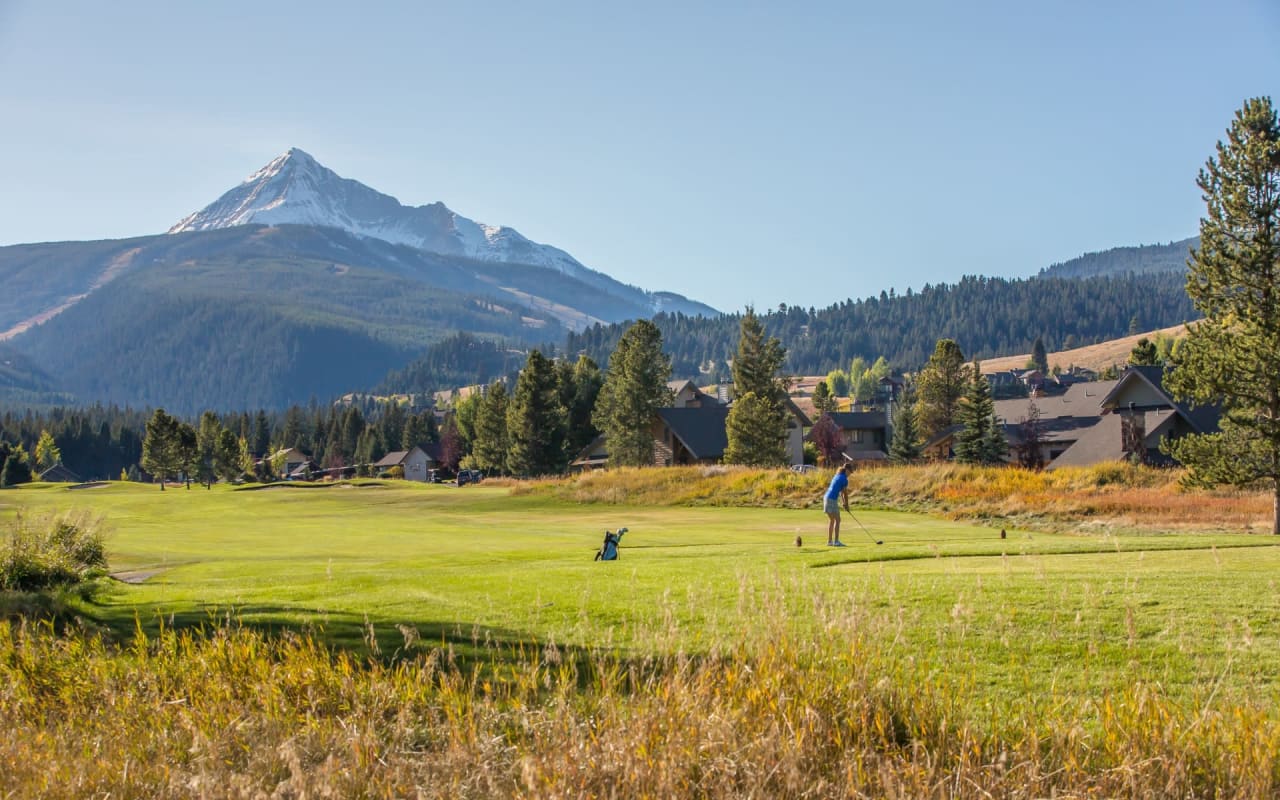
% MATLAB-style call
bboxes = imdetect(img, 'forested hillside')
[565,272,1196,378]
[11,248,560,414]
[1037,237,1196,279]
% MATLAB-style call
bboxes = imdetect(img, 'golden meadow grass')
[514,462,1270,532]
[4,576,1280,800]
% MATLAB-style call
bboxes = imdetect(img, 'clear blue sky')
[1,1,1276,313]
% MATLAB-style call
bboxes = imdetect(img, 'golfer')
[824,463,852,546]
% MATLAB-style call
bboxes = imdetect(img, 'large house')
[924,366,1218,469]
[1046,365,1218,469]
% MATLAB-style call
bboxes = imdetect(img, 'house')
[825,411,889,464]
[569,434,609,471]
[920,367,1221,469]
[39,463,82,483]
[924,379,1120,463]
[261,447,311,479]
[286,458,322,481]
[372,445,433,481]
[652,406,731,466]
[1047,365,1218,469]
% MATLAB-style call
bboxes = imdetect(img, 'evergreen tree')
[725,307,789,467]
[1128,337,1160,366]
[954,361,1003,464]
[401,411,433,451]
[725,391,788,466]
[471,381,510,474]
[176,421,199,489]
[1164,97,1280,534]
[559,354,603,460]
[812,380,837,417]
[916,339,970,439]
[1031,336,1049,374]
[593,320,672,467]
[981,411,1009,464]
[507,350,568,476]
[251,410,271,457]
[888,385,922,464]
[1,445,32,487]
[195,411,222,488]
[214,428,243,483]
[141,408,182,490]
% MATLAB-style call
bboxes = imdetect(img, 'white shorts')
[823,496,840,515]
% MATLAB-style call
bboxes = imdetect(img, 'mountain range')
[0,147,1199,414]
[0,150,717,412]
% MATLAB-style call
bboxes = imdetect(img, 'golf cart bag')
[594,527,628,561]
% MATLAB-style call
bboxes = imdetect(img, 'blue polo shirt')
[824,470,848,500]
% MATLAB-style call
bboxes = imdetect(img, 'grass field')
[3,479,1276,702]
[3,475,1279,796]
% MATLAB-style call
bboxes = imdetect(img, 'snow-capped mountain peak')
[169,149,719,318]
[168,148,587,276]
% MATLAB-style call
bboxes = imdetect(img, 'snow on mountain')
[170,148,612,285]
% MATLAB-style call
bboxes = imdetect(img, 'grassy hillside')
[979,323,1189,374]
[1,474,1278,796]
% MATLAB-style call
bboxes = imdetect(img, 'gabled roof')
[373,446,425,468]
[1101,366,1219,434]
[656,406,730,460]
[39,463,82,483]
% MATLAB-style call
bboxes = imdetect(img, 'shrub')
[0,512,108,591]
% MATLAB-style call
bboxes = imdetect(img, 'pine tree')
[141,409,182,490]
[954,361,1002,464]
[1,445,32,487]
[812,381,837,417]
[725,391,788,466]
[506,350,568,476]
[916,339,970,439]
[1129,338,1160,366]
[593,320,672,467]
[725,307,790,467]
[471,381,510,474]
[251,410,271,458]
[558,354,603,460]
[176,422,198,489]
[195,411,222,488]
[1031,337,1049,374]
[888,385,922,464]
[1164,97,1280,534]
[214,428,243,483]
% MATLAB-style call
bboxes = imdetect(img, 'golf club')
[843,507,883,545]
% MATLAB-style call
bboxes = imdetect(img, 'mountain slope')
[1037,237,1197,279]
[565,273,1197,380]
[171,148,717,318]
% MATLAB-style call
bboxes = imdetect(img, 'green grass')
[2,479,1278,709]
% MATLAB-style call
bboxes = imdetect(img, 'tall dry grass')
[516,463,1270,532]
[2,581,1278,799]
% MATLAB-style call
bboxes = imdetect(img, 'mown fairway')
[4,479,1278,711]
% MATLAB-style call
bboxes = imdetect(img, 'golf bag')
[594,527,628,561]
